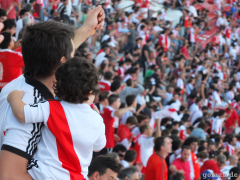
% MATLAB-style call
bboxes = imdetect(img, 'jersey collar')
[24,74,54,100]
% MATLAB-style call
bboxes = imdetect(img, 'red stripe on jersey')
[168,109,177,112]
[47,101,84,180]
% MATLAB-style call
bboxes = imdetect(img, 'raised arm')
[73,5,105,48]
[7,90,26,122]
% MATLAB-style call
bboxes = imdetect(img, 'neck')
[220,164,226,169]
[36,75,55,97]
[157,151,168,158]
[88,176,93,180]
[100,102,106,108]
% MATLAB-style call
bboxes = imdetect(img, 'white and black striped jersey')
[0,74,54,167]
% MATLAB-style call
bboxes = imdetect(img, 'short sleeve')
[93,120,106,151]
[24,100,50,124]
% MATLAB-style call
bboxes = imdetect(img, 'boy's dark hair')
[0,8,6,17]
[140,123,148,134]
[88,156,120,177]
[2,19,16,32]
[218,109,226,116]
[19,8,29,17]
[126,95,136,106]
[126,116,138,125]
[179,105,185,112]
[172,137,181,151]
[136,114,147,123]
[183,136,199,146]
[111,81,121,92]
[22,21,75,79]
[113,144,127,153]
[98,91,109,102]
[0,32,12,49]
[124,150,137,162]
[108,94,119,105]
[104,71,113,80]
[55,57,99,103]
[154,136,166,151]
[126,79,133,86]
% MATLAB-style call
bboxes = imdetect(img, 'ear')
[92,171,100,180]
[60,57,67,63]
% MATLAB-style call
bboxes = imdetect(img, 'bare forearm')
[9,98,26,122]
[169,165,178,173]
[73,24,91,49]
[154,121,161,142]
[114,107,132,117]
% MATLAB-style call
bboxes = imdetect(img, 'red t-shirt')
[200,159,221,174]
[117,124,132,142]
[172,158,191,180]
[225,109,238,128]
[0,0,20,19]
[98,80,111,92]
[181,46,189,59]
[145,153,168,180]
[101,107,115,148]
[0,49,24,89]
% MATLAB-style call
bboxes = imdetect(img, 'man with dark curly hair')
[7,57,106,180]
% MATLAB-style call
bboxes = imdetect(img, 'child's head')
[108,94,121,109]
[126,95,137,108]
[0,32,14,50]
[0,8,7,23]
[2,19,16,36]
[54,57,99,104]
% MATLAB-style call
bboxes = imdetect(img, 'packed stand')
[2,0,240,180]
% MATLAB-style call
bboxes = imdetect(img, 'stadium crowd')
[2,0,240,180]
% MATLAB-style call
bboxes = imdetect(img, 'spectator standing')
[145,136,172,180]
[0,32,23,91]
[141,39,152,76]
[169,146,191,180]
[15,8,30,40]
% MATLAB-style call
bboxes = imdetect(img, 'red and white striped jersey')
[225,27,231,39]
[212,36,220,45]
[189,27,196,43]
[213,117,225,135]
[24,100,106,179]
[226,144,235,155]
[123,74,133,82]
[176,78,184,90]
[117,67,125,78]
[179,125,187,140]
[132,134,154,173]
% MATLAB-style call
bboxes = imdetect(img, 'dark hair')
[108,94,119,105]
[19,8,29,17]
[88,156,120,177]
[181,146,191,151]
[169,172,185,180]
[183,136,199,146]
[171,129,179,135]
[126,95,136,106]
[218,109,226,116]
[2,19,16,32]
[0,32,12,49]
[228,134,235,144]
[99,91,109,102]
[22,21,75,79]
[111,81,121,92]
[118,166,138,179]
[172,137,181,151]
[104,71,113,80]
[54,57,99,103]
[126,116,138,125]
[126,79,133,86]
[140,123,148,134]
[113,144,127,153]
[0,8,6,17]
[124,150,137,162]
[179,105,185,112]
[154,136,166,151]
[136,114,147,123]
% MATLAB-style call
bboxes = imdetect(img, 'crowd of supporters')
[2,0,240,180]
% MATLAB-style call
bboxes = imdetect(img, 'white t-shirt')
[121,110,133,125]
[24,101,106,179]
[95,52,107,68]
[72,0,79,6]
[216,17,224,27]
[189,6,198,17]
